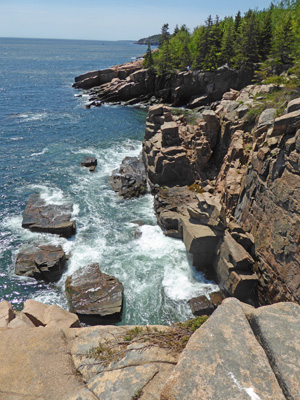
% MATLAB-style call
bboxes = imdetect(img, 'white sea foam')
[15,112,48,122]
[30,147,48,157]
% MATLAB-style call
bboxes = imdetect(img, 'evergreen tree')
[143,42,154,69]
[258,6,273,61]
[271,12,295,63]
[234,11,242,32]
[220,17,235,65]
[159,23,170,48]
[233,11,260,67]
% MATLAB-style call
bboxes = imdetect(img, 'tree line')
[143,0,300,78]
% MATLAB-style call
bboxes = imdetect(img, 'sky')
[0,0,274,41]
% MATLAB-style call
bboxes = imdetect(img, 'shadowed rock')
[81,156,97,172]
[22,193,76,238]
[65,263,123,324]
[15,244,67,282]
[109,155,147,199]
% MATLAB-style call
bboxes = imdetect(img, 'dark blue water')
[0,37,217,325]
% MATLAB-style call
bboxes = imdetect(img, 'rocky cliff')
[141,88,300,307]
[73,60,254,107]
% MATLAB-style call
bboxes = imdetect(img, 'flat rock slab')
[0,327,86,400]
[65,263,123,324]
[161,298,285,400]
[22,193,76,238]
[249,302,300,400]
[15,243,66,282]
[66,325,178,400]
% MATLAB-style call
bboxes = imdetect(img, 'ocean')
[0,37,217,325]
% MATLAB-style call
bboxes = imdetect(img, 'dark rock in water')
[65,263,123,325]
[189,295,215,316]
[189,290,225,316]
[109,155,147,199]
[80,156,97,172]
[22,194,76,238]
[15,244,66,282]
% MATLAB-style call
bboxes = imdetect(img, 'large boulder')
[109,155,147,199]
[22,193,76,238]
[65,263,123,324]
[161,298,286,400]
[15,244,67,282]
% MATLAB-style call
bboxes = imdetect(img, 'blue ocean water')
[0,37,217,325]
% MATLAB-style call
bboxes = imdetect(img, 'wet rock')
[109,155,147,199]
[15,244,67,282]
[189,295,215,316]
[65,263,123,324]
[81,156,97,172]
[22,193,76,238]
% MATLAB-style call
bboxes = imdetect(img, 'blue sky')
[1,0,274,41]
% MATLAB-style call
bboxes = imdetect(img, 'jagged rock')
[189,295,215,316]
[22,299,81,328]
[187,192,226,231]
[271,109,300,136]
[65,263,123,324]
[222,89,239,101]
[15,244,67,282]
[254,108,277,136]
[22,193,76,238]
[202,110,220,148]
[109,155,147,199]
[213,231,258,301]
[235,124,300,304]
[8,312,36,328]
[81,156,97,172]
[181,217,221,271]
[187,95,209,109]
[286,97,300,113]
[161,298,286,400]
[0,300,15,328]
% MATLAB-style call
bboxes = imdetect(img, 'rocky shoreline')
[79,59,300,310]
[2,59,300,399]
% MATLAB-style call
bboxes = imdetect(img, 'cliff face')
[73,61,254,107]
[142,87,300,307]
[235,102,300,304]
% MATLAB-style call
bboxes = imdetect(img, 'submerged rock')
[80,156,97,172]
[22,193,76,238]
[15,244,67,282]
[65,263,123,324]
[109,155,147,199]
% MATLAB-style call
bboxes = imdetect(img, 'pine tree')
[159,24,170,48]
[143,42,154,69]
[271,13,295,63]
[220,17,235,65]
[258,6,273,61]
[233,11,260,68]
